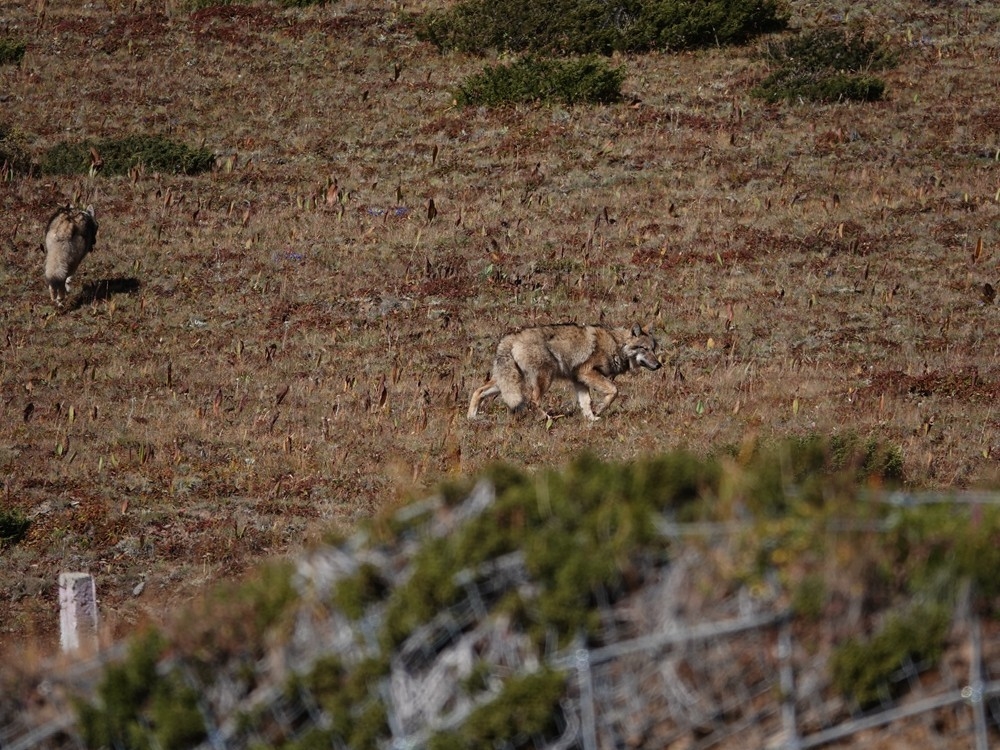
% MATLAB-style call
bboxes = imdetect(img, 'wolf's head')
[623,324,662,371]
[80,205,98,241]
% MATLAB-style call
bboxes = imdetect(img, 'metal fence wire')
[4,486,1000,750]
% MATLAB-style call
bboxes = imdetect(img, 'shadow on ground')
[69,277,142,309]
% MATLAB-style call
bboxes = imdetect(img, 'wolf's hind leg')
[528,370,554,411]
[468,381,500,419]
[498,381,527,414]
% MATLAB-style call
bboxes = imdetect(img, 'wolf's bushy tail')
[493,337,527,412]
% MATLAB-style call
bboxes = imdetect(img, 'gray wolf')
[468,323,662,421]
[44,204,98,306]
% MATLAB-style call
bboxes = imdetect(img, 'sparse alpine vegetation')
[39,135,215,176]
[455,56,626,106]
[418,0,789,56]
[752,27,898,103]
[179,0,332,9]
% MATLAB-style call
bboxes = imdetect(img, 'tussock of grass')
[0,122,32,176]
[39,135,215,176]
[0,507,30,547]
[419,0,789,56]
[455,56,625,106]
[753,27,897,103]
[0,38,25,66]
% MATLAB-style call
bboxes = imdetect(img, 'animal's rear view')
[468,323,662,421]
[44,204,98,306]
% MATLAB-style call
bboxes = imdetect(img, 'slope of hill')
[1,0,1000,738]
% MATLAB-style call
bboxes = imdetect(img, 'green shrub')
[887,503,1000,602]
[289,655,390,750]
[754,69,884,103]
[622,0,790,52]
[76,629,207,750]
[0,506,30,547]
[739,433,903,516]
[419,0,789,56]
[438,476,476,506]
[456,56,625,106]
[221,559,299,634]
[762,26,896,72]
[0,38,26,66]
[333,562,389,619]
[830,602,950,708]
[753,27,896,103]
[40,135,215,176]
[460,660,492,694]
[429,669,566,749]
[791,574,826,620]
[383,454,709,650]
[382,537,460,648]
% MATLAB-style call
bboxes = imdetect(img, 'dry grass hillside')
[1,0,999,659]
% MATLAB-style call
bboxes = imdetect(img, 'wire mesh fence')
[4,486,1000,750]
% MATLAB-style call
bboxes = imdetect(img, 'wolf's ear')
[85,205,96,219]
[631,324,643,337]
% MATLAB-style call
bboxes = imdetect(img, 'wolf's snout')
[640,353,662,370]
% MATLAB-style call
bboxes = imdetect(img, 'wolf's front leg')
[582,373,617,418]
[574,383,600,421]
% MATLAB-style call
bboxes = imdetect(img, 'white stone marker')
[59,572,98,653]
